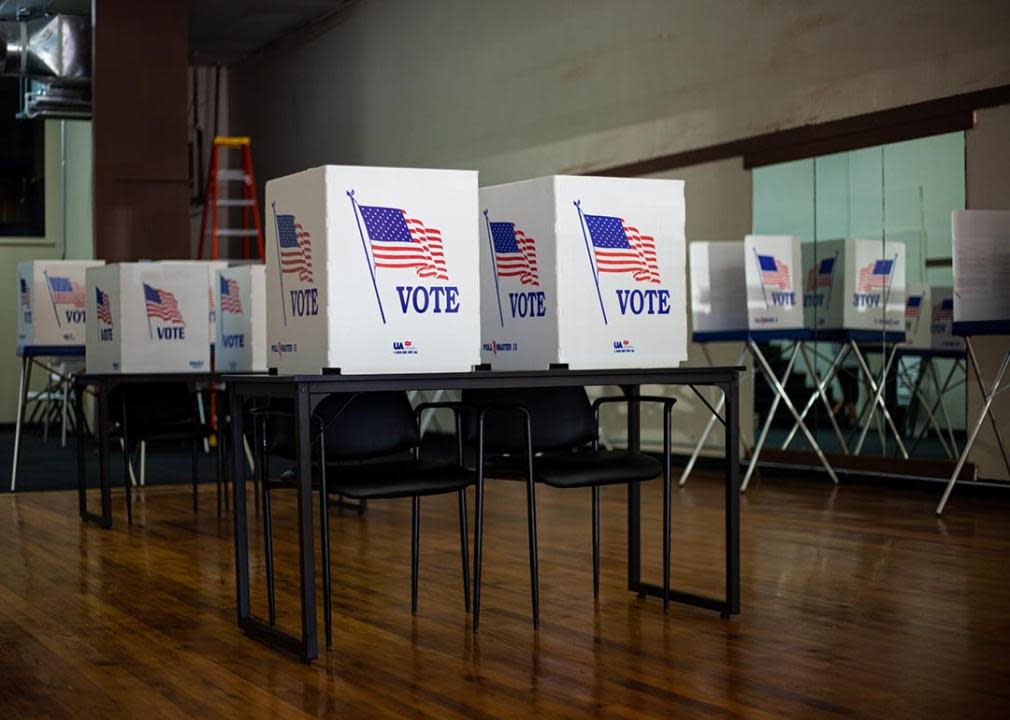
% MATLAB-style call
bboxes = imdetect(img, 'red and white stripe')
[221,279,243,314]
[372,211,449,281]
[281,224,314,283]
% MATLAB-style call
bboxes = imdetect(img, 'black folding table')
[226,366,742,662]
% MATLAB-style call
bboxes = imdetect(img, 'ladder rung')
[217,170,251,182]
[215,228,259,237]
[217,198,255,207]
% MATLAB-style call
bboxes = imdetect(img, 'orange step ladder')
[197,136,265,260]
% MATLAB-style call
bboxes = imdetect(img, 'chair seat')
[535,450,662,488]
[281,461,474,500]
[480,449,662,488]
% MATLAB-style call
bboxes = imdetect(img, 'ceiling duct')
[1,13,91,119]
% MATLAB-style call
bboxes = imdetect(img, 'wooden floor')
[2,473,1009,719]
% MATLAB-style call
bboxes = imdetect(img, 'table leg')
[231,388,250,622]
[624,384,641,594]
[724,376,741,616]
[76,381,87,518]
[294,384,318,661]
[10,355,32,493]
[97,384,112,528]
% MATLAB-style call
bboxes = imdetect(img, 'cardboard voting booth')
[85,263,211,373]
[929,286,962,352]
[800,238,906,336]
[951,209,1010,332]
[159,260,230,344]
[689,241,747,340]
[215,265,267,372]
[16,260,105,349]
[265,165,481,374]
[478,175,687,370]
[744,235,803,332]
[904,283,931,350]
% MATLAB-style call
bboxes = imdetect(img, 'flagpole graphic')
[145,287,154,339]
[347,190,387,325]
[880,253,899,322]
[574,201,608,325]
[483,210,505,328]
[271,202,289,328]
[825,250,840,310]
[752,248,770,309]
[41,270,62,328]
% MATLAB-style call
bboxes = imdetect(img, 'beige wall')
[964,104,1010,481]
[229,0,1010,453]
[0,120,94,423]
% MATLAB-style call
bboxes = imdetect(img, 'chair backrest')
[461,387,595,454]
[315,391,419,461]
[109,382,195,428]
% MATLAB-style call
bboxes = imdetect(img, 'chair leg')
[592,485,600,600]
[319,434,332,650]
[122,437,133,525]
[526,474,540,630]
[191,438,199,513]
[411,496,420,615]
[458,489,471,613]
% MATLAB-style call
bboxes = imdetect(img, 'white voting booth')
[264,165,481,375]
[12,260,105,493]
[215,265,268,372]
[741,234,838,487]
[904,283,931,350]
[929,286,961,352]
[478,175,687,370]
[159,260,230,344]
[85,263,211,374]
[17,260,105,349]
[938,209,1010,514]
[793,238,909,460]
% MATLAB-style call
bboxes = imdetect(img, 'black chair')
[261,392,475,649]
[464,386,675,630]
[109,382,212,523]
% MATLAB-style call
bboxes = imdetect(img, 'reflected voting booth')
[264,165,481,375]
[478,175,687,370]
[215,265,267,373]
[17,260,105,349]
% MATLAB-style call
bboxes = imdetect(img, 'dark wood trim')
[596,84,1010,176]
[759,448,978,482]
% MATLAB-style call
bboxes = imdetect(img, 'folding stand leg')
[895,362,954,459]
[937,341,1010,515]
[926,359,959,456]
[851,342,908,458]
[741,341,801,491]
[10,355,32,493]
[910,359,962,455]
[966,341,1010,477]
[679,344,749,487]
[746,341,839,488]
[782,343,849,453]
[61,374,70,448]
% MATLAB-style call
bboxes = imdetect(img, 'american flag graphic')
[932,297,954,322]
[143,283,185,325]
[490,221,539,286]
[805,257,835,292]
[857,259,894,292]
[19,277,30,308]
[220,276,242,314]
[48,276,85,308]
[96,288,113,325]
[905,294,922,319]
[276,214,314,282]
[360,205,448,281]
[584,214,660,283]
[757,255,791,290]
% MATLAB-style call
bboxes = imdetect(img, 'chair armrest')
[591,395,677,452]
[414,401,479,464]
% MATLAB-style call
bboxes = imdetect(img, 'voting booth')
[16,260,105,349]
[744,234,804,333]
[265,165,481,375]
[929,286,961,352]
[903,283,931,350]
[159,260,230,344]
[689,241,747,341]
[800,238,906,337]
[478,175,687,370]
[85,263,211,373]
[215,265,268,372]
[938,210,1010,514]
